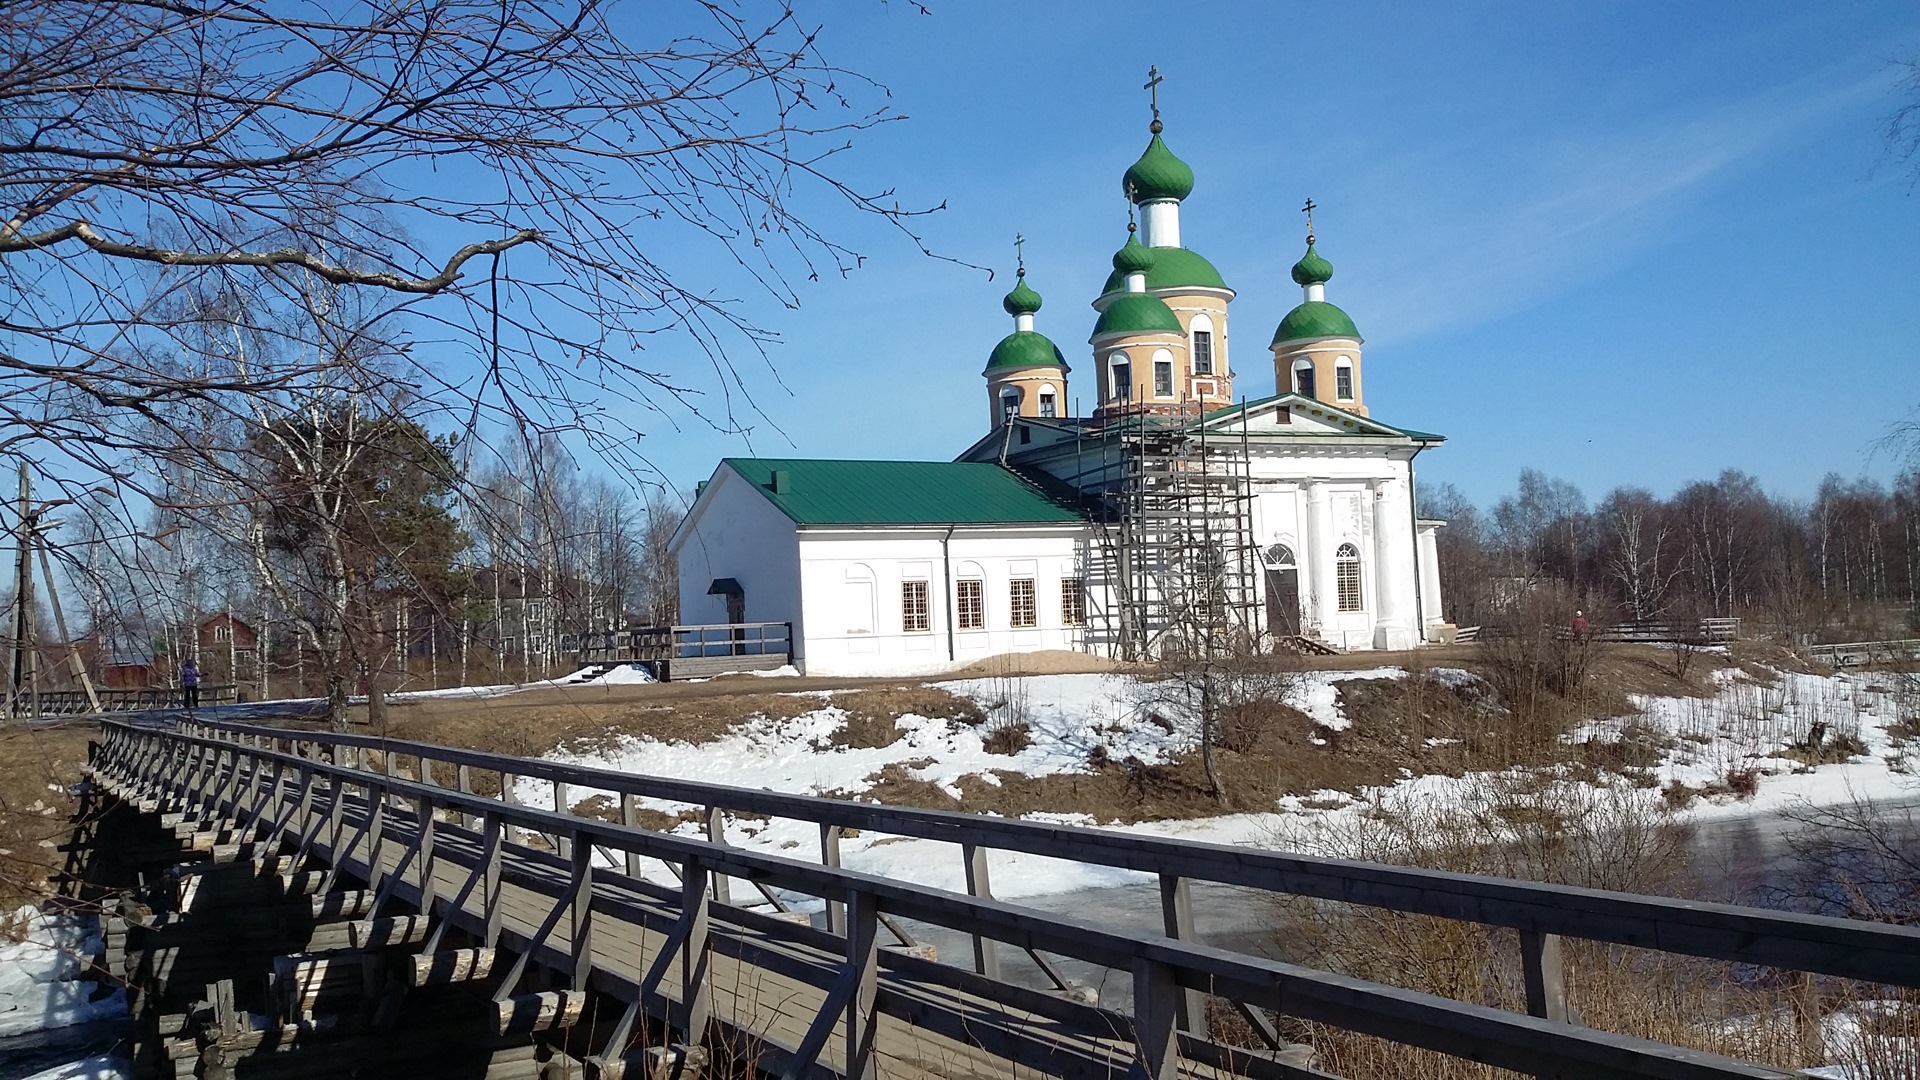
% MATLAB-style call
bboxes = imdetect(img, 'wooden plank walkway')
[81,716,1920,1080]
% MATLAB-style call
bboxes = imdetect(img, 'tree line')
[66,404,683,711]
[1,1,936,727]
[1425,465,1920,642]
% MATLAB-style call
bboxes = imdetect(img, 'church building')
[672,84,1451,677]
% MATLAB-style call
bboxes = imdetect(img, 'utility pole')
[8,464,39,721]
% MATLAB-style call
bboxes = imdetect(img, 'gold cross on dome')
[1144,65,1164,120]
[1302,197,1317,244]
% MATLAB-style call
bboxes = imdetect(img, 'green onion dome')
[1092,293,1183,339]
[986,330,1067,371]
[1291,244,1333,286]
[1099,246,1229,296]
[1122,134,1195,203]
[1271,301,1361,346]
[1112,233,1155,274]
[1002,272,1043,316]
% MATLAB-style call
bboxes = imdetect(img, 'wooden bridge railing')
[1804,638,1920,667]
[26,682,240,716]
[92,717,1920,1080]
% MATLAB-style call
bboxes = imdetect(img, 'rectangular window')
[1060,578,1085,626]
[1336,365,1354,400]
[1153,359,1173,398]
[957,580,985,630]
[1337,561,1363,612]
[1192,331,1213,375]
[1039,393,1056,418]
[901,580,930,632]
[1010,578,1037,628]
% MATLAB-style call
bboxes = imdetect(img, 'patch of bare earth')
[386,690,819,759]
[0,722,94,910]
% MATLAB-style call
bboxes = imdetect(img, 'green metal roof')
[1100,246,1229,295]
[1002,272,1043,316]
[1111,233,1155,273]
[1092,293,1183,338]
[1123,133,1195,203]
[985,330,1067,371]
[1291,244,1333,286]
[722,458,1084,526]
[1271,300,1361,345]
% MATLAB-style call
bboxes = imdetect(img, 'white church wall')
[1243,451,1421,650]
[672,467,805,653]
[795,526,1092,677]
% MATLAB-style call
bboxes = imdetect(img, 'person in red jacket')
[1571,610,1589,639]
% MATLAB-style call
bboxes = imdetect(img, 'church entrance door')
[1265,568,1300,637]
[1262,543,1300,640]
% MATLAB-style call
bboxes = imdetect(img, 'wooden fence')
[83,716,1920,1080]
[576,622,793,680]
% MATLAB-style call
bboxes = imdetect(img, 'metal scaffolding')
[1091,402,1261,661]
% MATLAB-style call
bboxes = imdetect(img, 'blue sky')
[588,2,1920,508]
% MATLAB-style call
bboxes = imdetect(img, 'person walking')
[180,658,201,712]
[1571,609,1589,639]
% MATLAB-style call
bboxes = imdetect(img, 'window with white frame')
[1336,543,1363,612]
[956,579,984,630]
[1039,385,1057,417]
[1009,578,1037,628]
[213,622,232,643]
[901,580,930,632]
[1294,358,1316,398]
[1060,578,1085,626]
[1152,353,1173,398]
[1335,356,1354,400]
[1000,385,1021,417]
[1110,353,1131,401]
[1191,314,1215,375]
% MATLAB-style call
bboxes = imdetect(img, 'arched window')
[1335,543,1363,612]
[1263,543,1296,569]
[1109,352,1132,401]
[999,385,1021,418]
[1151,347,1174,398]
[1190,313,1215,376]
[1335,356,1355,401]
[1038,383,1057,418]
[1293,358,1316,398]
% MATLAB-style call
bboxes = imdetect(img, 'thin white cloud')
[1347,62,1902,343]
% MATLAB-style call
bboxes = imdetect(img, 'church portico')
[673,72,1451,674]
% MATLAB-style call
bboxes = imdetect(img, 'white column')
[1140,200,1181,248]
[1303,481,1335,636]
[1371,480,1416,649]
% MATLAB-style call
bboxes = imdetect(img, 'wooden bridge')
[72,716,1920,1080]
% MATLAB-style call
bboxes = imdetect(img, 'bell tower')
[983,236,1069,427]
[1271,201,1367,415]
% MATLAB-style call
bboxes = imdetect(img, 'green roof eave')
[985,330,1068,372]
[1272,300,1361,345]
[1091,293,1183,337]
[722,458,1085,526]
[1098,246,1231,297]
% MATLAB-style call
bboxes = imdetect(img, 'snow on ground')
[514,661,1918,902]
[16,1056,134,1080]
[595,664,656,686]
[0,908,126,1039]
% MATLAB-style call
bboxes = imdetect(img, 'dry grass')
[386,690,820,759]
[1260,778,1856,1079]
[0,722,94,911]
